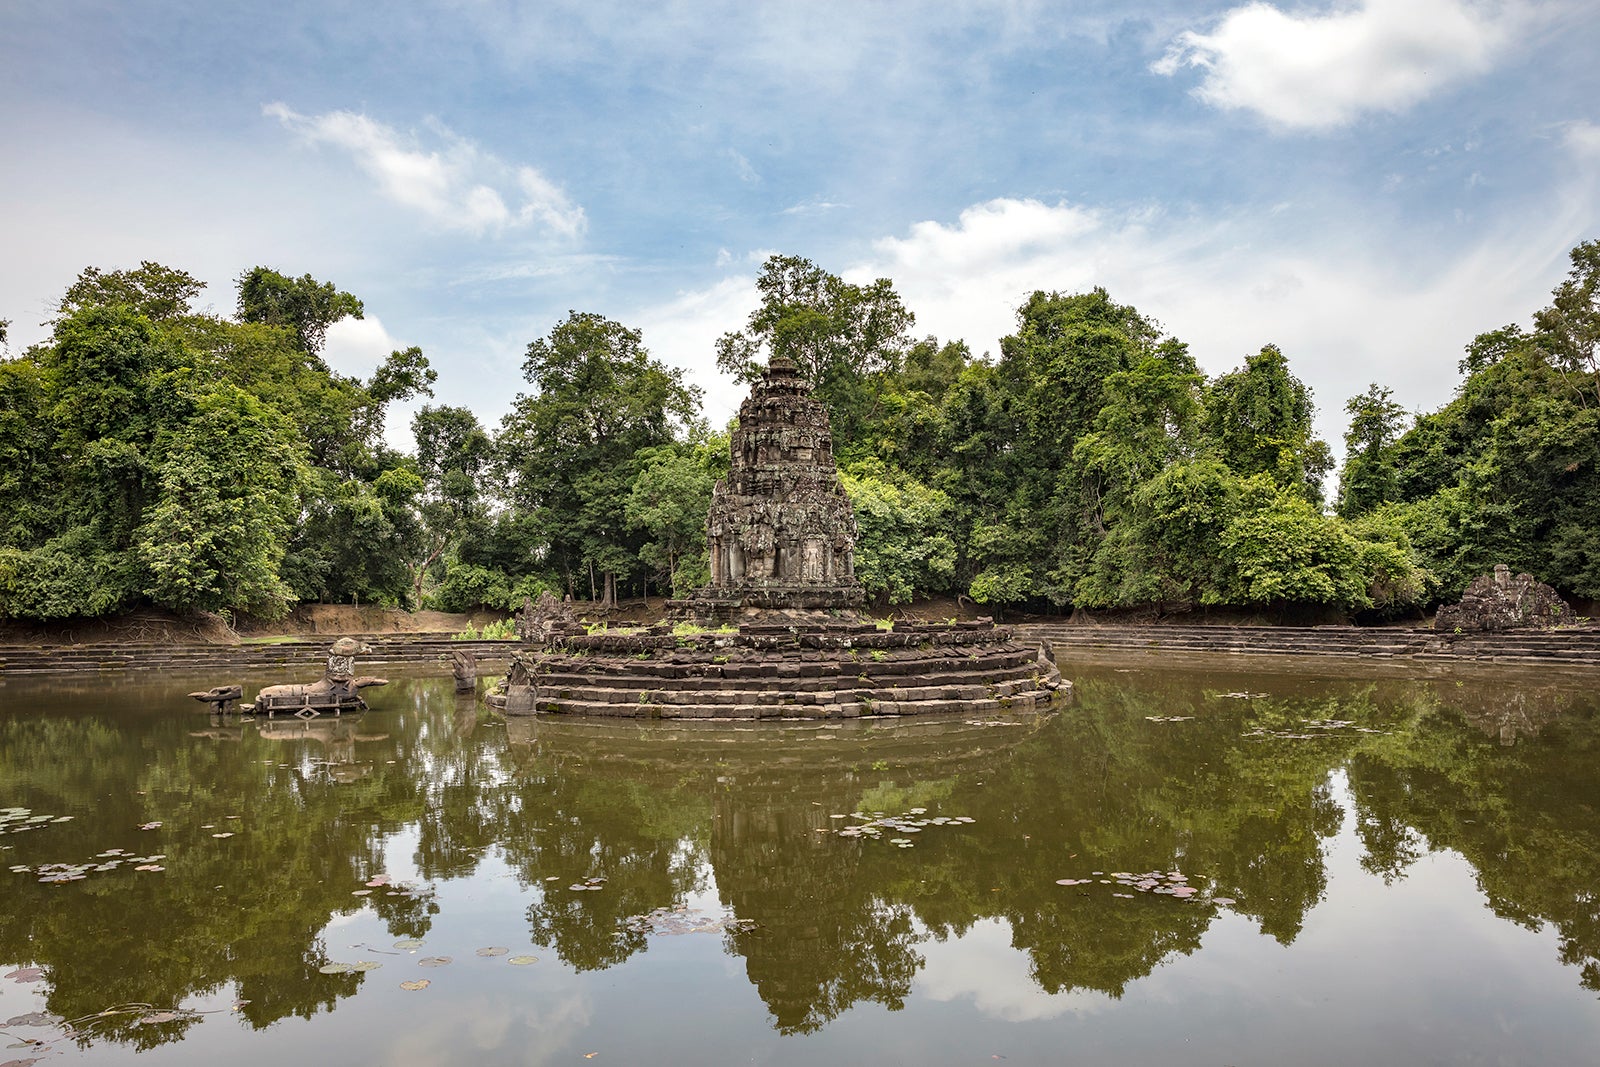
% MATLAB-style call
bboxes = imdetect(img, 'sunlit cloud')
[1153,0,1527,130]
[264,103,586,238]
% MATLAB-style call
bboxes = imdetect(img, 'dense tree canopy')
[4,242,1595,623]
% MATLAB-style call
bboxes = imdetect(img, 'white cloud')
[857,192,1588,458]
[323,314,405,377]
[781,196,848,216]
[1564,119,1600,161]
[1154,0,1526,130]
[725,148,760,184]
[632,274,762,424]
[264,103,585,238]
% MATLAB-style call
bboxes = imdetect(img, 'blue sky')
[3,0,1597,456]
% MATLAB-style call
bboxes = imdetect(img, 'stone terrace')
[1013,622,1600,669]
[0,636,519,677]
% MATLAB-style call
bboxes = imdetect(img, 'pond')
[1,661,1598,1065]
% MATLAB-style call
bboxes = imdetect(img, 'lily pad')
[475,946,509,957]
[349,961,382,972]
[4,968,44,983]
[318,963,355,974]
[399,979,430,991]
[417,956,451,967]
[393,939,424,950]
[507,955,539,966]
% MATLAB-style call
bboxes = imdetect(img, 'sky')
[2,0,1598,460]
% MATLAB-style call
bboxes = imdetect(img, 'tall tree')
[1203,344,1333,505]
[236,266,365,356]
[1336,383,1408,519]
[499,311,701,603]
[715,255,913,450]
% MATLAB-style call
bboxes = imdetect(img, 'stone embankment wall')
[5,624,1598,680]
[1011,622,1600,670]
[0,636,519,677]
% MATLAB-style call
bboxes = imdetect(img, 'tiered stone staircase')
[0,636,519,677]
[1010,622,1600,668]
[516,642,1059,719]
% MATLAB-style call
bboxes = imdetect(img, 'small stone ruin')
[1435,564,1572,632]
[487,356,1068,719]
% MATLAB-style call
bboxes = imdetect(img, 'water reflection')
[0,664,1596,1060]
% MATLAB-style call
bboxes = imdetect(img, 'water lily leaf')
[211,832,235,839]
[4,1013,57,1027]
[351,889,372,896]
[475,947,509,957]
[349,961,382,972]
[507,956,539,966]
[399,979,430,991]
[138,1011,182,1025]
[417,956,451,967]
[4,968,44,983]
[139,822,162,831]
[393,939,424,950]
[318,963,354,975]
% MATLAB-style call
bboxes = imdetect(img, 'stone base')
[485,618,1070,720]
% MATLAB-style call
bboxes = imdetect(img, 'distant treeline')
[1,243,1596,623]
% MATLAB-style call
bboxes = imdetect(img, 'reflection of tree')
[713,778,923,1033]
[8,663,1597,1054]
[0,678,441,1050]
[488,720,710,972]
[1348,680,1600,991]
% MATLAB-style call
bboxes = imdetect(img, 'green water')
[1,662,1597,1065]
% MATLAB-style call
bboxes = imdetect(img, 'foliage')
[0,262,430,621]
[1382,238,1600,601]
[451,617,517,640]
[498,311,701,604]
[715,254,914,450]
[842,464,956,605]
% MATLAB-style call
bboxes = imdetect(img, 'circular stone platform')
[484,617,1068,719]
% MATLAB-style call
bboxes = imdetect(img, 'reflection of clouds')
[915,918,1116,1022]
[381,989,592,1067]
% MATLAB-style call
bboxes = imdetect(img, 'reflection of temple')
[680,354,863,617]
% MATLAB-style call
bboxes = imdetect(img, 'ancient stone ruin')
[246,637,388,715]
[672,353,863,622]
[487,356,1069,719]
[1435,564,1572,633]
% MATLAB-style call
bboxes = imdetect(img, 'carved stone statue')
[250,637,388,715]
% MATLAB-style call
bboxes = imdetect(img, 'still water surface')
[2,662,1598,1065]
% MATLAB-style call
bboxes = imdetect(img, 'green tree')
[408,405,493,606]
[625,441,718,597]
[499,311,701,603]
[57,261,205,322]
[1203,344,1333,504]
[236,266,365,355]
[841,464,957,605]
[715,255,914,450]
[1337,383,1408,519]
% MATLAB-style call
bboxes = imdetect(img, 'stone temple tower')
[676,354,864,620]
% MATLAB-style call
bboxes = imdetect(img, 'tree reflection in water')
[0,665,1595,1054]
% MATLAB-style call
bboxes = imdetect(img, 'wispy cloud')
[1153,0,1527,131]
[726,148,760,184]
[264,103,586,238]
[781,196,847,216]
